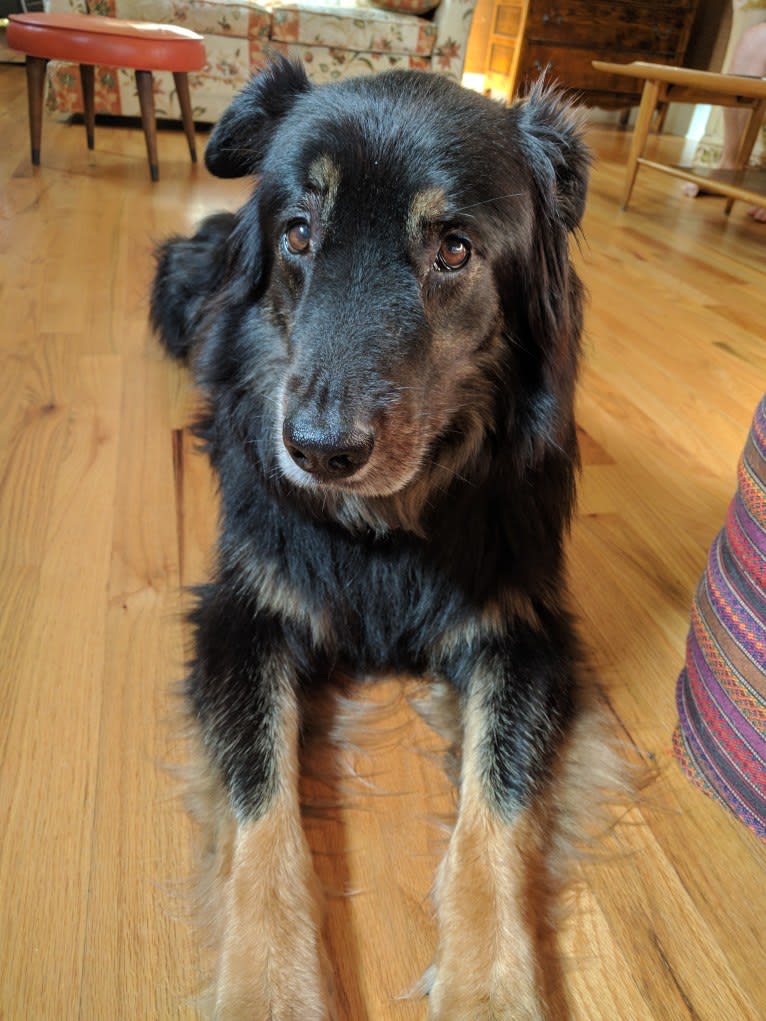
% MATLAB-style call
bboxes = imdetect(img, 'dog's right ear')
[205,58,313,178]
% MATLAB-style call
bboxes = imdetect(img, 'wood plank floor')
[1,62,764,1021]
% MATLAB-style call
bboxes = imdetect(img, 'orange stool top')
[7,12,205,72]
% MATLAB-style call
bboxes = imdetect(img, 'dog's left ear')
[497,83,589,484]
[512,81,590,231]
[205,58,313,178]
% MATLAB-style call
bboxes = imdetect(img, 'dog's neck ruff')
[327,490,424,538]
[296,427,490,538]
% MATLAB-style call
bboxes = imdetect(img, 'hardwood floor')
[1,62,764,1020]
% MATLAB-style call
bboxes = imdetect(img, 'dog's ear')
[150,212,237,362]
[496,83,588,492]
[512,80,590,232]
[205,58,313,178]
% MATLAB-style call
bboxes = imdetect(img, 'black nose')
[282,420,374,480]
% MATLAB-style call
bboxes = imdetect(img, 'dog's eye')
[285,220,312,256]
[434,235,471,272]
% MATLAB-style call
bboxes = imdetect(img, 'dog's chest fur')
[218,471,501,676]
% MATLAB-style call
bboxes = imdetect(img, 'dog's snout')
[282,419,374,480]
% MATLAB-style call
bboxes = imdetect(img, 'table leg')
[724,97,766,215]
[621,78,660,210]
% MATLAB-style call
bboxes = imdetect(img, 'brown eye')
[285,220,311,255]
[434,234,471,272]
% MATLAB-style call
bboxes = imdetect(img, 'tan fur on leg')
[213,801,334,1020]
[187,691,335,1020]
[428,688,547,1021]
[429,794,546,1020]
[428,687,631,1021]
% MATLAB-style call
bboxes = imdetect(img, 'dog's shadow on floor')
[299,723,372,1021]
[299,785,370,1020]
[298,681,443,1021]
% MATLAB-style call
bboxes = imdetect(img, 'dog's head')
[200,60,588,533]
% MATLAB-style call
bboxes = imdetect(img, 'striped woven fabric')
[674,393,766,840]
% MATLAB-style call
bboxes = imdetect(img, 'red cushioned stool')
[7,12,206,181]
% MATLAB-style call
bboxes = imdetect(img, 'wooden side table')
[593,60,766,214]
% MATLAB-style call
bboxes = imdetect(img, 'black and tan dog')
[152,58,618,1020]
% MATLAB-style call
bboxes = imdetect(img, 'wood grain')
[1,63,764,1020]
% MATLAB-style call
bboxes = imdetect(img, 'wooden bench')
[592,60,766,215]
[7,12,206,181]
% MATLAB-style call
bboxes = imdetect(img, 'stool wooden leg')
[621,78,660,211]
[135,69,159,182]
[172,71,198,164]
[24,56,47,167]
[79,64,95,151]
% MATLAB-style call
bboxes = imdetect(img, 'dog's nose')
[282,420,374,479]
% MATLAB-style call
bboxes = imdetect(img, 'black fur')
[152,59,590,829]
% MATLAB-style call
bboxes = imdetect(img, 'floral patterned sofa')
[42,0,476,124]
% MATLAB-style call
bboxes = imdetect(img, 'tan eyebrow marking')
[307,154,341,218]
[407,186,448,241]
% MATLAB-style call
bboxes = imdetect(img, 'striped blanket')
[674,394,766,841]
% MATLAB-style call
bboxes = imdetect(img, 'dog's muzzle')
[282,418,374,481]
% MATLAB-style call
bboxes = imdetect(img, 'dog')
[151,58,617,1020]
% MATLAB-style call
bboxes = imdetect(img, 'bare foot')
[683,163,764,221]
[682,159,739,198]
[681,180,728,199]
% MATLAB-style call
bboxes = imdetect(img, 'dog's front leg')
[428,620,578,1021]
[188,590,334,1021]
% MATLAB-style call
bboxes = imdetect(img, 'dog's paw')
[212,996,334,1021]
[210,918,337,1021]
[212,972,336,1021]
[427,974,545,1021]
